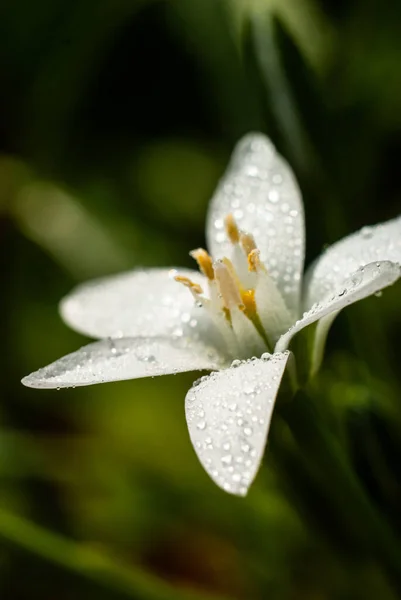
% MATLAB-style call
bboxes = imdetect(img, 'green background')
[1,0,401,598]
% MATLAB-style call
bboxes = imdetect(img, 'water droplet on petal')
[361,226,373,239]
[268,190,279,203]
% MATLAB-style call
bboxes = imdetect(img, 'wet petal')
[304,215,401,310]
[206,133,305,315]
[60,268,211,340]
[22,337,228,389]
[276,261,400,353]
[185,352,290,496]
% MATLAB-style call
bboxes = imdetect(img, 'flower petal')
[276,261,400,353]
[60,268,210,340]
[185,352,290,496]
[206,133,305,314]
[304,216,401,310]
[22,337,228,389]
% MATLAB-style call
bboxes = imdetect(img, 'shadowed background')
[1,0,401,598]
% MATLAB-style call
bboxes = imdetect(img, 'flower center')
[174,214,292,359]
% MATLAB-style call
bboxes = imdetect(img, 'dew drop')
[244,384,255,395]
[246,165,259,177]
[268,190,279,203]
[361,226,373,239]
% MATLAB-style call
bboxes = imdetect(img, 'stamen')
[224,213,240,244]
[240,288,271,348]
[240,232,257,257]
[214,260,242,310]
[240,289,257,317]
[248,248,266,273]
[174,275,203,296]
[190,248,214,280]
[221,257,242,289]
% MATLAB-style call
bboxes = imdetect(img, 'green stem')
[0,507,231,600]
[309,313,338,378]
[278,391,401,590]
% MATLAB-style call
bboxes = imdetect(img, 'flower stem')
[277,391,401,590]
[0,507,231,600]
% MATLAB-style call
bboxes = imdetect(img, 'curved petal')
[185,352,290,496]
[304,215,401,310]
[22,337,228,389]
[206,133,305,315]
[276,261,400,353]
[60,268,211,340]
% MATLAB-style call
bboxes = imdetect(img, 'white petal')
[276,261,400,353]
[304,215,401,310]
[206,133,305,314]
[185,352,290,496]
[60,268,211,340]
[254,269,294,343]
[22,337,228,389]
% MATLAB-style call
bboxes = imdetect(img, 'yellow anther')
[224,213,240,244]
[240,232,257,256]
[240,289,257,318]
[190,248,214,280]
[174,275,203,295]
[247,248,266,273]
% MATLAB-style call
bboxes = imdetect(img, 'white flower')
[22,134,401,496]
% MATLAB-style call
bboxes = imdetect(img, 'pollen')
[248,248,265,273]
[174,275,203,295]
[240,289,257,317]
[225,213,240,244]
[240,287,269,344]
[190,248,214,280]
[240,232,257,256]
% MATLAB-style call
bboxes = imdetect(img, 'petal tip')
[233,132,275,162]
[21,371,60,389]
[21,373,41,389]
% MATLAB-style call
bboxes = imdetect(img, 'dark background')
[1,0,401,598]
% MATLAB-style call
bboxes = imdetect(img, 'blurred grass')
[1,0,401,598]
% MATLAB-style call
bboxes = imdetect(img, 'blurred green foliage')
[1,0,401,598]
